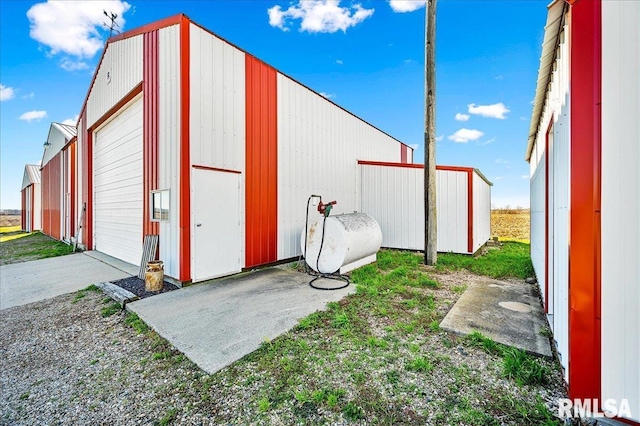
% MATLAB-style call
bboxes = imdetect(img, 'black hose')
[302,195,349,290]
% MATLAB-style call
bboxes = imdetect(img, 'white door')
[192,168,241,282]
[93,97,143,266]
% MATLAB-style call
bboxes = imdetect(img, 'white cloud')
[495,75,504,80]
[495,158,509,164]
[60,58,90,72]
[268,1,374,33]
[19,110,47,122]
[22,92,35,100]
[27,1,131,62]
[1,84,15,101]
[522,174,529,179]
[62,115,79,126]
[448,128,484,143]
[389,0,425,13]
[494,176,503,181]
[409,144,419,150]
[319,92,335,99]
[336,59,343,65]
[477,137,496,146]
[520,116,528,121]
[455,113,469,122]
[468,102,510,119]
[435,135,443,142]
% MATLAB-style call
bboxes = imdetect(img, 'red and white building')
[20,164,41,232]
[527,0,639,422]
[69,14,491,286]
[41,122,77,243]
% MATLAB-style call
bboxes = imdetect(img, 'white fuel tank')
[301,212,382,274]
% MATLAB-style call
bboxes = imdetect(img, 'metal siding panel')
[189,24,246,267]
[601,1,640,421]
[436,170,468,253]
[472,172,491,252]
[87,35,143,128]
[245,56,277,267]
[158,25,181,279]
[277,74,402,260]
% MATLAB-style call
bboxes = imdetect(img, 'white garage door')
[93,97,143,266]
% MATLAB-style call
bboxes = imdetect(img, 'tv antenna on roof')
[103,10,120,37]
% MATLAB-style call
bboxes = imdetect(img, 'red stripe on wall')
[467,169,474,254]
[544,120,553,313]
[400,145,407,163]
[568,0,601,401]
[179,16,191,282]
[41,154,62,240]
[245,56,278,267]
[21,190,26,231]
[70,142,76,237]
[31,186,34,232]
[143,30,160,238]
[82,113,94,250]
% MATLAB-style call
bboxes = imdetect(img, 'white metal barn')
[527,0,639,422]
[358,161,492,254]
[72,14,416,285]
[20,164,41,232]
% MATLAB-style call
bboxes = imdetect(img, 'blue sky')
[0,0,547,210]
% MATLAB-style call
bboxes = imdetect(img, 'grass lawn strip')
[0,231,73,265]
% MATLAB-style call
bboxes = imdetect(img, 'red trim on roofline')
[109,14,183,43]
[357,160,474,173]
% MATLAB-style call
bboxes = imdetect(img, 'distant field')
[0,215,21,228]
[491,209,530,243]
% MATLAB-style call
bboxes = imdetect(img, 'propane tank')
[301,212,382,274]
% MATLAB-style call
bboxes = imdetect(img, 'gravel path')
[0,291,202,425]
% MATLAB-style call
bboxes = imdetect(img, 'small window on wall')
[151,190,169,222]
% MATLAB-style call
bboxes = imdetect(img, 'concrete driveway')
[0,253,131,310]
[128,268,355,374]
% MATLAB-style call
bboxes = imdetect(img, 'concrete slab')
[440,278,552,357]
[0,253,130,310]
[127,268,356,374]
[84,250,139,276]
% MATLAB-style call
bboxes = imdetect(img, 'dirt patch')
[0,215,21,228]
[491,210,530,241]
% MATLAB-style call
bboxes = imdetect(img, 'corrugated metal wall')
[277,74,402,260]
[86,35,143,128]
[158,24,181,279]
[359,164,423,250]
[358,163,490,254]
[472,172,491,253]
[437,170,468,254]
[33,183,41,231]
[245,57,278,267]
[21,189,26,231]
[41,152,62,240]
[189,23,246,267]
[529,20,570,380]
[601,1,640,421]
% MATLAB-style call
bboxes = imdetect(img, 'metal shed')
[72,14,414,284]
[358,161,492,254]
[40,122,77,242]
[20,164,41,232]
[526,0,639,422]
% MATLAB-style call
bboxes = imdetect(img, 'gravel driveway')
[0,291,205,425]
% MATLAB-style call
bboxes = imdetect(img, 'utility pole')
[424,0,437,265]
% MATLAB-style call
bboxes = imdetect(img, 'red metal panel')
[179,16,191,282]
[41,153,62,240]
[545,120,553,313]
[31,186,34,232]
[70,141,76,236]
[466,169,473,254]
[21,189,26,231]
[400,145,407,163]
[245,56,278,267]
[143,30,160,238]
[569,0,601,401]
[82,113,93,250]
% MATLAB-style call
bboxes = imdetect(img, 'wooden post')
[424,0,437,265]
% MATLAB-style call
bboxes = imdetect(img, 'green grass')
[0,231,73,265]
[436,242,534,279]
[101,302,121,317]
[125,312,150,334]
